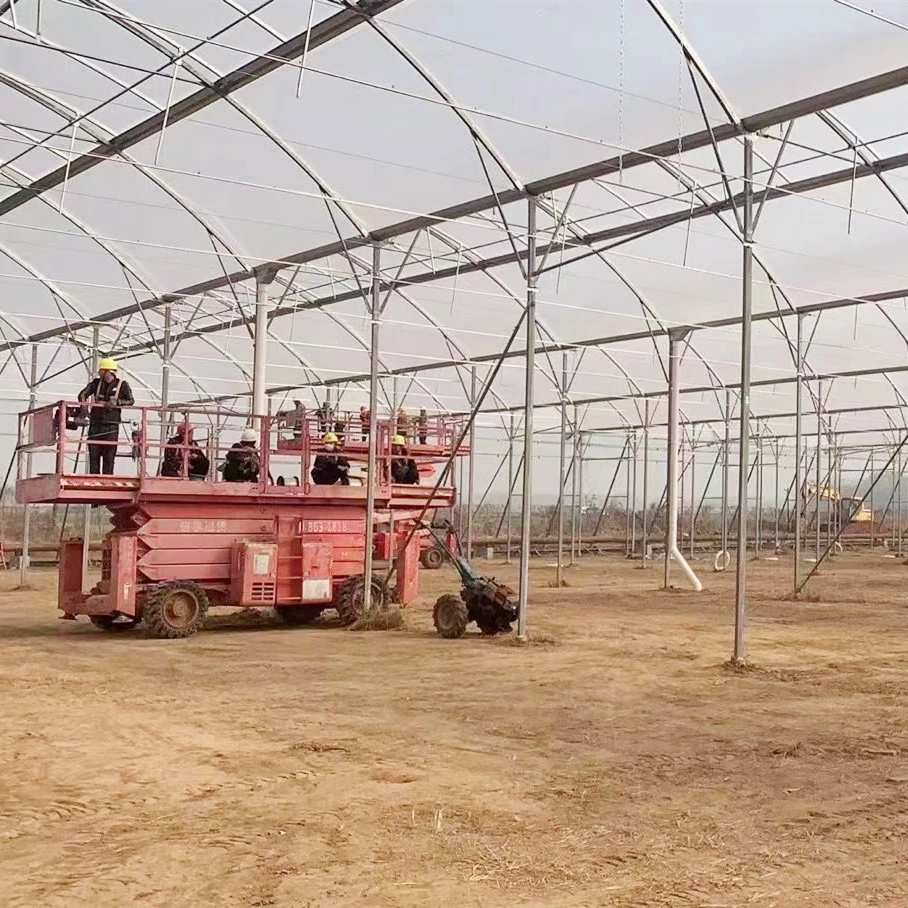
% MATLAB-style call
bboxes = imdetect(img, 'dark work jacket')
[161,436,210,479]
[391,458,419,485]
[223,442,260,482]
[311,454,350,486]
[78,377,134,432]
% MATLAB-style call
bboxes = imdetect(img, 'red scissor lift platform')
[16,404,468,636]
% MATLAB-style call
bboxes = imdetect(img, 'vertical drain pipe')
[665,327,703,591]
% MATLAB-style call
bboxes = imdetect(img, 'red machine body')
[17,404,466,636]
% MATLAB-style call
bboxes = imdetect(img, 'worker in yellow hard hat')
[390,434,419,485]
[77,357,134,474]
[311,431,350,485]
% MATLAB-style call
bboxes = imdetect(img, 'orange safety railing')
[17,402,467,493]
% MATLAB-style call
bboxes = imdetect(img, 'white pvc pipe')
[666,329,703,592]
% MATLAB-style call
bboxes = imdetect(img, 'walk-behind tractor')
[426,526,519,638]
[16,403,467,637]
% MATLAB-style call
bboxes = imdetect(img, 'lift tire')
[90,614,140,632]
[274,606,321,626]
[142,581,209,639]
[336,576,388,626]
[420,547,445,570]
[433,594,468,639]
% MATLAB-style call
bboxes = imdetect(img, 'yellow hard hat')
[98,357,118,372]
[391,434,406,446]
[323,432,338,444]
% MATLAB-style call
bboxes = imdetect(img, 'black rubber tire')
[274,606,321,626]
[142,581,209,639]
[90,614,140,632]
[420,546,445,570]
[336,576,388,626]
[433,594,468,639]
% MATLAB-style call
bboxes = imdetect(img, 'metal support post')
[895,449,905,558]
[773,439,780,551]
[721,389,731,569]
[571,403,580,566]
[517,197,537,639]
[630,430,638,560]
[625,431,633,558]
[869,449,875,549]
[466,365,477,561]
[689,443,696,559]
[506,413,515,564]
[19,343,38,588]
[577,430,584,561]
[794,315,803,587]
[556,350,567,585]
[82,326,99,583]
[733,135,754,664]
[755,428,763,555]
[362,244,381,614]
[160,302,172,445]
[815,380,822,564]
[665,328,702,591]
[253,267,278,424]
[641,399,650,567]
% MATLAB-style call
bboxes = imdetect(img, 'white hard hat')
[241,428,257,443]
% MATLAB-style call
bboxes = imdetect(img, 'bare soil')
[1,553,907,907]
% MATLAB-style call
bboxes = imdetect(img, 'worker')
[396,407,409,441]
[360,406,370,441]
[291,400,305,438]
[334,416,346,444]
[223,428,260,482]
[418,408,428,445]
[317,400,333,435]
[78,358,135,475]
[311,432,350,485]
[390,435,419,485]
[161,423,210,480]
[312,432,350,485]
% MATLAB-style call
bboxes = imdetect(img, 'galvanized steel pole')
[466,365,477,560]
[556,350,567,585]
[517,197,538,639]
[19,343,37,588]
[733,135,754,664]
[816,380,822,564]
[506,413,515,564]
[82,326,99,584]
[252,267,277,422]
[362,243,381,614]
[160,302,172,445]
[721,389,730,566]
[641,399,650,567]
[577,430,584,562]
[794,314,803,589]
[572,402,580,566]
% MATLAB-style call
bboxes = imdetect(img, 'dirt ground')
[1,552,907,907]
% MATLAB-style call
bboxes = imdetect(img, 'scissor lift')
[16,403,466,637]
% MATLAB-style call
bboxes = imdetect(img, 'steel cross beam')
[6,59,908,350]
[73,139,908,359]
[491,359,908,422]
[0,0,402,220]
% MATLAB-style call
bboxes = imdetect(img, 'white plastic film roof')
[3,0,908,457]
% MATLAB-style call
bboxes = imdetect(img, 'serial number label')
[302,520,355,534]
[179,519,229,533]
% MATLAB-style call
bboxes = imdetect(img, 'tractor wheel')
[433,594,468,639]
[274,606,321,626]
[336,576,388,626]
[142,581,209,639]
[90,614,140,632]
[420,546,445,570]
